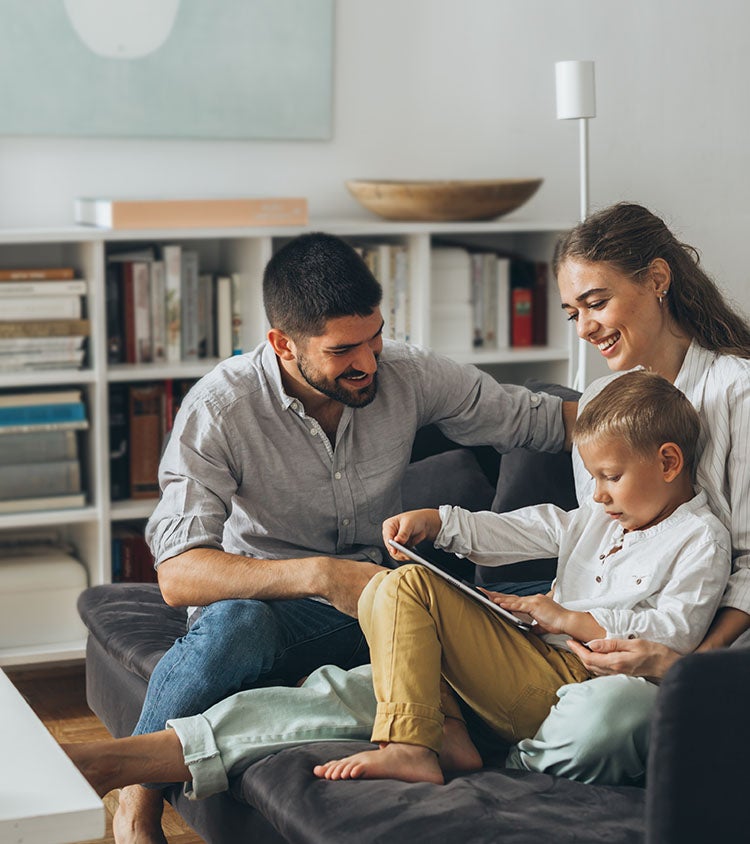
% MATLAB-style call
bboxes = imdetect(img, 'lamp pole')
[555,60,596,390]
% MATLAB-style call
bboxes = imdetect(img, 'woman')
[505,201,750,785]
[64,203,750,797]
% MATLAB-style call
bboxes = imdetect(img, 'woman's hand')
[382,509,442,560]
[566,638,681,682]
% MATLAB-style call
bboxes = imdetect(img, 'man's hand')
[382,509,442,559]
[313,557,386,618]
[566,638,681,682]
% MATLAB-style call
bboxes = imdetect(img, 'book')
[215,276,233,359]
[0,295,83,321]
[0,350,85,371]
[391,244,410,342]
[109,384,129,501]
[132,261,153,363]
[0,429,78,466]
[74,196,309,230]
[231,272,243,355]
[0,279,87,296]
[150,260,167,363]
[0,267,74,281]
[128,383,163,499]
[162,245,182,363]
[511,287,534,347]
[198,273,214,358]
[0,400,86,426]
[0,334,88,355]
[0,459,81,500]
[0,389,82,408]
[111,523,157,583]
[495,257,511,349]
[532,261,549,346]
[362,243,394,340]
[0,492,86,514]
[0,319,90,339]
[180,250,200,361]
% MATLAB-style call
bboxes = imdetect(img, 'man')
[116,232,576,843]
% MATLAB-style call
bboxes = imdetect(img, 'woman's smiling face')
[557,258,668,373]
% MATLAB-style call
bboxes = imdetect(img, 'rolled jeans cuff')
[371,701,444,753]
[167,714,228,801]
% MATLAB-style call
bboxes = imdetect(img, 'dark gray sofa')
[78,388,750,844]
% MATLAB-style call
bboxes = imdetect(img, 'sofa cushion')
[403,447,496,513]
[476,380,580,586]
[78,583,184,682]
[238,741,646,844]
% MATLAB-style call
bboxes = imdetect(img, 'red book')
[511,288,533,347]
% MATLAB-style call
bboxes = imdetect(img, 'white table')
[0,668,104,843]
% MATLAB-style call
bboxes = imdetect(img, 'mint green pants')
[168,665,658,799]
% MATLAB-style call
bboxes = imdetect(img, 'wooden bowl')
[345,178,543,222]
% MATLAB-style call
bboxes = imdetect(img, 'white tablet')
[387,539,534,632]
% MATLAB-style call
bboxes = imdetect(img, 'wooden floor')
[6,662,205,844]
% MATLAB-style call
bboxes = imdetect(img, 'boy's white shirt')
[436,489,730,654]
[573,341,750,614]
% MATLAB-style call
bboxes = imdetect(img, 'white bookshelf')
[0,218,572,665]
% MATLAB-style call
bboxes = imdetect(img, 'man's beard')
[297,354,378,408]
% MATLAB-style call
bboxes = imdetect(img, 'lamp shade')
[555,60,596,120]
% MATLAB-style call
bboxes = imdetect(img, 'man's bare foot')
[439,716,482,773]
[112,785,167,844]
[313,742,444,784]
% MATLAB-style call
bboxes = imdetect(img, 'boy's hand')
[382,509,442,560]
[480,590,568,634]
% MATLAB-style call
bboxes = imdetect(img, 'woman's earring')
[657,291,666,306]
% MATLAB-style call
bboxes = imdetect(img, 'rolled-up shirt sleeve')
[146,396,240,566]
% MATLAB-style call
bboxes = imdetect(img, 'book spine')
[532,261,549,346]
[482,253,499,350]
[470,254,484,348]
[162,245,182,363]
[108,384,129,501]
[391,245,410,343]
[0,319,90,339]
[149,260,167,364]
[132,262,153,364]
[180,251,200,361]
[510,288,534,347]
[0,401,86,426]
[0,279,87,296]
[0,492,85,513]
[121,262,137,364]
[0,459,81,499]
[0,296,82,321]
[0,267,74,281]
[199,273,214,358]
[215,276,233,359]
[231,272,243,355]
[495,257,511,349]
[0,429,77,465]
[128,383,163,499]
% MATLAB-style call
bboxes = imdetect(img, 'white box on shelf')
[0,549,88,648]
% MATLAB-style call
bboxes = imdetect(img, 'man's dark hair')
[263,232,382,338]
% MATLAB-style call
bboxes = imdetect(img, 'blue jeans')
[134,597,369,735]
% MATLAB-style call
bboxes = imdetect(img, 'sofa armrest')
[645,645,750,843]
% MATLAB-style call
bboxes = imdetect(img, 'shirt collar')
[673,339,717,415]
[260,341,302,412]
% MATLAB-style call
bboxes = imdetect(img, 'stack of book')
[0,267,89,371]
[106,246,239,365]
[0,389,89,513]
[109,379,196,501]
[357,242,410,342]
[429,247,547,350]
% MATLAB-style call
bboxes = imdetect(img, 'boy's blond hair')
[573,370,700,474]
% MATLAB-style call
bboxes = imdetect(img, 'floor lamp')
[555,59,596,390]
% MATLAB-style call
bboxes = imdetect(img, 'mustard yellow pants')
[358,565,591,754]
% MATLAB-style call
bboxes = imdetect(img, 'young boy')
[63,372,730,796]
[314,370,731,784]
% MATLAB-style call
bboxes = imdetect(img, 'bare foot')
[439,717,483,773]
[313,742,444,784]
[112,785,167,844]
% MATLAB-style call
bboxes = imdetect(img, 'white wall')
[2,0,748,320]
